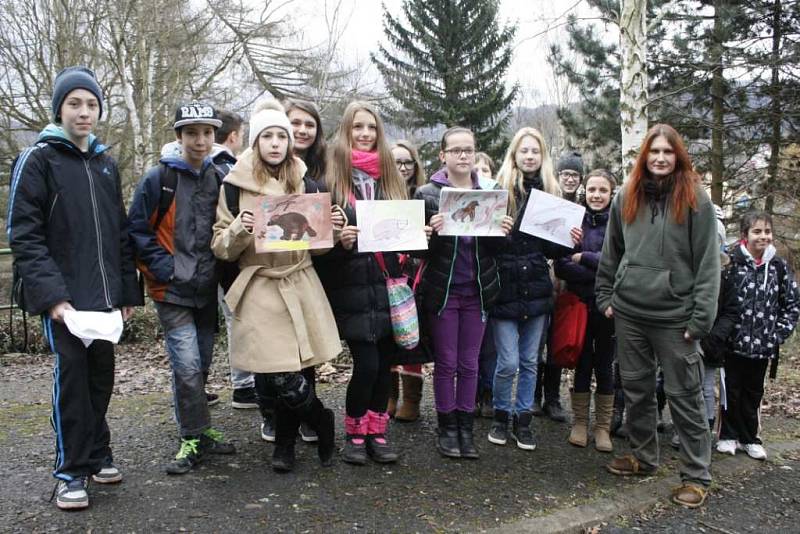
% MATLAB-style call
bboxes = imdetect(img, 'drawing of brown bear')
[268,212,317,241]
[451,200,480,222]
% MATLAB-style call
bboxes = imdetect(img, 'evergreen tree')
[372,0,518,161]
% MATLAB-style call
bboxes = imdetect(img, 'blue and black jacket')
[7,125,141,315]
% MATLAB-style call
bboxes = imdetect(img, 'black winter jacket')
[699,263,739,368]
[7,126,141,315]
[413,176,502,315]
[314,177,401,343]
[492,188,572,321]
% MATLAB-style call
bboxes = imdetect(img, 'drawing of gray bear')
[268,212,317,240]
[373,218,409,240]
[533,216,567,234]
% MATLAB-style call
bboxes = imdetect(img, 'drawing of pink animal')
[373,218,409,240]
[451,200,480,222]
[268,212,317,240]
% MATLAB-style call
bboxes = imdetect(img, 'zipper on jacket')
[437,237,459,316]
[48,193,59,222]
[475,240,487,322]
[84,159,113,308]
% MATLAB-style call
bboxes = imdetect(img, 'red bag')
[550,291,588,369]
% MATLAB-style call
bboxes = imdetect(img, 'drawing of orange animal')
[451,200,480,222]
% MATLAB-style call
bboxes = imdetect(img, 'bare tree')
[620,0,649,175]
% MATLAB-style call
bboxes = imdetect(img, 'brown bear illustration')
[451,200,480,222]
[268,212,317,241]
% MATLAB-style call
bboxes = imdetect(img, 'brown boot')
[387,371,399,418]
[594,393,614,453]
[568,390,590,447]
[395,374,422,422]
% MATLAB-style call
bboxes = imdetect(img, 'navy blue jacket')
[7,125,141,315]
[491,189,572,321]
[554,208,609,304]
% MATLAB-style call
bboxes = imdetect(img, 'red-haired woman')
[595,124,720,509]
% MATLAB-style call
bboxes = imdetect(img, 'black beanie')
[51,66,104,121]
[557,150,584,176]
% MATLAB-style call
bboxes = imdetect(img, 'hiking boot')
[568,391,590,448]
[231,387,258,409]
[199,428,236,455]
[512,411,536,451]
[436,411,461,458]
[488,410,509,446]
[455,410,478,459]
[342,415,367,465]
[206,391,220,406]
[166,437,202,475]
[593,393,614,453]
[299,422,319,443]
[260,414,276,442]
[365,410,398,463]
[92,458,122,484]
[543,401,568,423]
[55,476,89,510]
[606,454,657,477]
[395,374,423,422]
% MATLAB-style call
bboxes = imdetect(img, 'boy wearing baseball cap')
[128,102,235,475]
[7,66,142,510]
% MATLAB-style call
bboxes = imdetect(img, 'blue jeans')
[155,301,216,437]
[218,285,254,390]
[491,315,547,414]
[478,321,496,393]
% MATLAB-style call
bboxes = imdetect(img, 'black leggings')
[573,308,615,394]
[346,336,395,417]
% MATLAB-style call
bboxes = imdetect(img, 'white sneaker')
[743,443,767,460]
[715,439,737,455]
[55,477,89,510]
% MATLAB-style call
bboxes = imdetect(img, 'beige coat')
[211,149,342,373]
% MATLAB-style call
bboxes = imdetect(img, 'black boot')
[305,399,336,467]
[436,412,461,458]
[512,411,536,450]
[456,410,479,459]
[272,407,299,473]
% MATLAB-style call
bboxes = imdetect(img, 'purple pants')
[430,291,486,413]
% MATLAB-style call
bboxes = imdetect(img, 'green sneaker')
[199,428,236,455]
[166,437,201,475]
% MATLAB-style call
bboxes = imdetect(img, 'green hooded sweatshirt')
[595,183,720,338]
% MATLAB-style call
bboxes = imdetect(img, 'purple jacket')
[554,208,609,303]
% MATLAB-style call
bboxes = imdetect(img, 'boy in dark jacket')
[7,66,142,510]
[128,102,235,475]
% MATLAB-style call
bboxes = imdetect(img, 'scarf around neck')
[351,149,381,178]
[642,175,674,224]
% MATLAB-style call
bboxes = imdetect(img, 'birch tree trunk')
[619,0,649,179]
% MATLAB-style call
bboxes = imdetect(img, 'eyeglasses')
[395,159,415,170]
[559,171,581,180]
[443,147,475,157]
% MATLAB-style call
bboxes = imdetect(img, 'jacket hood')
[430,167,481,188]
[159,154,214,176]
[734,242,777,291]
[211,144,237,165]
[38,123,106,154]
[222,147,307,195]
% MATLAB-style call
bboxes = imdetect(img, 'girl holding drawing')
[553,169,617,452]
[315,101,409,465]
[386,140,428,423]
[211,99,343,473]
[414,127,513,459]
[490,127,581,451]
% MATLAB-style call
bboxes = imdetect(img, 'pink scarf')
[351,149,381,178]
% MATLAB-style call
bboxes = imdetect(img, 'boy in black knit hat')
[8,66,142,510]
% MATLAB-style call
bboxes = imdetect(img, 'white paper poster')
[519,189,585,247]
[355,200,428,252]
[438,187,509,236]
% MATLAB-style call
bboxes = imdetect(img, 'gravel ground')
[1,333,799,533]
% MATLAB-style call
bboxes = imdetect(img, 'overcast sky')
[284,0,603,107]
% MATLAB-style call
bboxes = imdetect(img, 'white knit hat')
[248,98,294,147]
